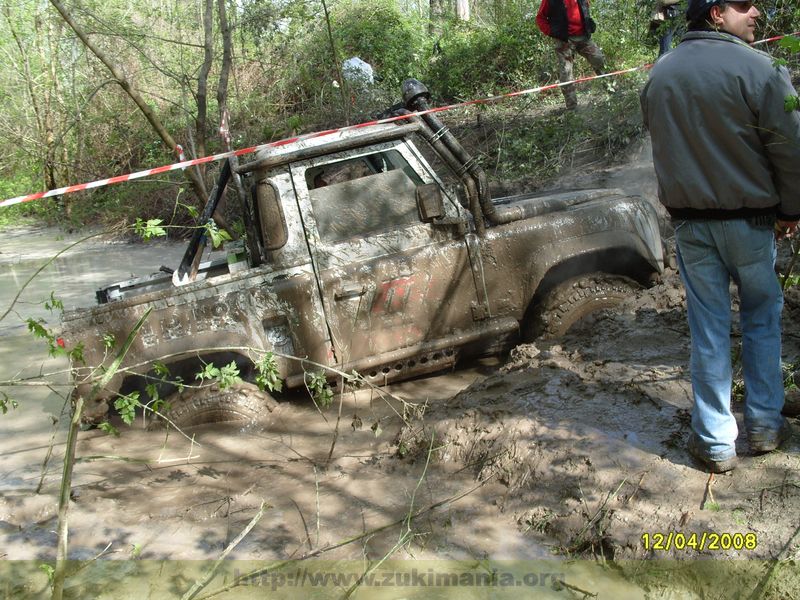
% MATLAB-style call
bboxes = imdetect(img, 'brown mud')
[2,143,800,599]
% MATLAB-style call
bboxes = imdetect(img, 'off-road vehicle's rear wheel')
[160,382,277,428]
[524,273,639,340]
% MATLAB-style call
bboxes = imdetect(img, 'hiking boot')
[749,419,792,454]
[687,433,738,473]
[782,389,800,418]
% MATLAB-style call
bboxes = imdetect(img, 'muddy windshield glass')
[307,150,423,243]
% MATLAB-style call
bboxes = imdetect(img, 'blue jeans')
[675,219,785,460]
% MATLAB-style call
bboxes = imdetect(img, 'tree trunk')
[216,0,233,127]
[48,0,209,205]
[429,0,444,37]
[196,0,214,165]
[320,0,350,124]
[456,0,470,21]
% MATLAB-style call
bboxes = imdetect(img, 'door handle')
[334,284,366,301]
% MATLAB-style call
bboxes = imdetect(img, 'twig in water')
[290,498,313,551]
[181,500,270,600]
[554,578,599,599]
[701,473,716,510]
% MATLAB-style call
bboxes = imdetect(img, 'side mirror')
[255,179,288,251]
[416,183,444,222]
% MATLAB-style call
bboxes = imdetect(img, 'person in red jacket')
[536,0,607,110]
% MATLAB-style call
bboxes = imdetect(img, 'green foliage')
[25,317,84,362]
[780,35,800,54]
[195,360,242,389]
[113,392,141,425]
[204,219,232,248]
[44,292,63,313]
[306,370,333,409]
[487,81,647,183]
[38,563,55,584]
[134,218,167,240]
[102,333,116,350]
[153,361,170,377]
[285,0,428,121]
[330,0,428,90]
[255,352,283,393]
[98,421,120,436]
[0,391,19,415]
[428,15,548,101]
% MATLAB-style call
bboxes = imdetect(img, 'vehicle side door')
[290,140,482,370]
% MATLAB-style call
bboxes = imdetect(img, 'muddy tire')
[161,382,277,428]
[524,274,639,340]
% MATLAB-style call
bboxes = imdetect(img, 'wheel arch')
[521,246,655,339]
[529,246,656,310]
[118,350,258,405]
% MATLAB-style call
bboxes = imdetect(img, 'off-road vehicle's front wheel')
[159,382,277,428]
[523,273,639,340]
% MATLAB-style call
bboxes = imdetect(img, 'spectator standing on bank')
[650,0,684,56]
[535,0,607,110]
[640,0,800,473]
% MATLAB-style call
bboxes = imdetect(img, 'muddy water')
[0,227,185,506]
[0,227,652,599]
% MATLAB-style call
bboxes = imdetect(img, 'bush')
[425,13,550,102]
[284,0,429,124]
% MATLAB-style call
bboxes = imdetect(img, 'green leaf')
[307,371,333,409]
[38,563,54,583]
[255,352,283,393]
[113,392,141,425]
[195,362,221,382]
[195,361,240,388]
[779,35,800,53]
[102,333,116,349]
[44,292,64,313]
[68,342,85,364]
[205,220,232,249]
[785,95,800,113]
[217,361,242,389]
[153,361,170,377]
[98,421,120,437]
[145,383,160,403]
[0,391,19,415]
[134,218,167,241]
[26,318,50,340]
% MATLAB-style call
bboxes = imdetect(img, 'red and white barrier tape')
[1,31,797,209]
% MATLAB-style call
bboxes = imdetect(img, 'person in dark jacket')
[640,0,800,473]
[535,0,607,110]
[650,0,684,56]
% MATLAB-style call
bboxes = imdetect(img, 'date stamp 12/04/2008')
[641,531,758,552]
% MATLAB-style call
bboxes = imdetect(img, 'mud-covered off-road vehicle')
[62,80,664,425]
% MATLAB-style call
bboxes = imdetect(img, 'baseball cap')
[686,0,751,22]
